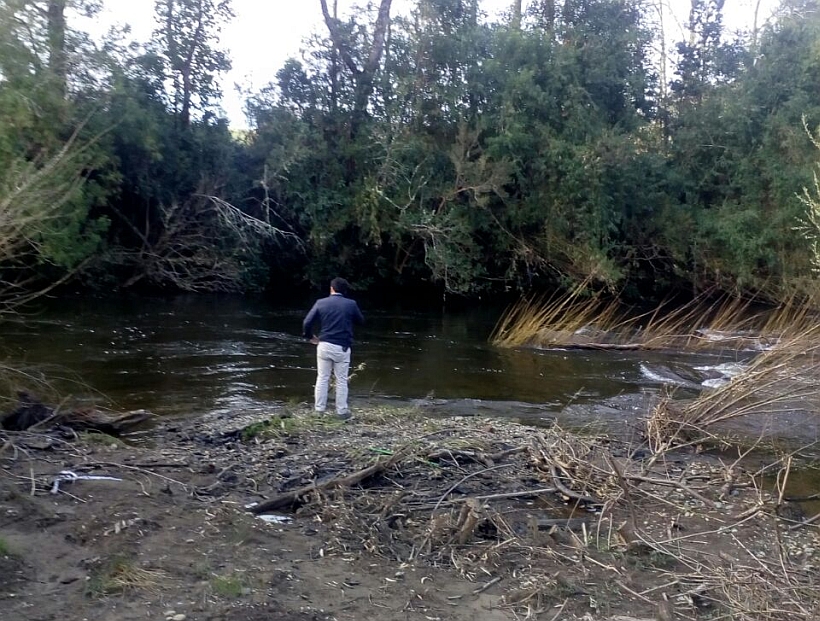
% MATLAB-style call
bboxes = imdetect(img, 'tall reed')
[493,287,820,353]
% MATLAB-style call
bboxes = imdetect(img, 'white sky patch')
[84,0,781,127]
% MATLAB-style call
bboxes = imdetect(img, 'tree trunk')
[653,0,669,149]
[511,0,522,30]
[542,0,555,33]
[751,0,762,53]
[319,0,393,138]
[47,0,67,98]
[180,0,206,127]
[330,0,339,112]
[164,0,181,117]
[469,0,477,25]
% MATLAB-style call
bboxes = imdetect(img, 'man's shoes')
[336,410,352,421]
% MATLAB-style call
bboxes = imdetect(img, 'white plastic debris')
[257,514,292,524]
[50,470,123,494]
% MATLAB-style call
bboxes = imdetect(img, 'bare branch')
[319,0,361,76]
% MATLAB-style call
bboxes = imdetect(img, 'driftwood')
[1,392,152,435]
[548,464,601,505]
[249,448,410,514]
[788,510,820,531]
[426,445,527,467]
[1,392,54,430]
[558,343,645,351]
[65,409,153,435]
[453,498,482,544]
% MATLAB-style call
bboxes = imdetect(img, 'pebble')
[171,615,186,621]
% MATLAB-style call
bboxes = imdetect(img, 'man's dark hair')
[330,277,350,296]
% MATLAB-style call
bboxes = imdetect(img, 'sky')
[87,0,781,127]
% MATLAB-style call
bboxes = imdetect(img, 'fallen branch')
[624,473,717,509]
[785,493,820,502]
[472,487,557,502]
[250,448,411,514]
[408,487,557,510]
[432,463,516,512]
[788,510,820,531]
[549,464,600,505]
[472,575,501,594]
[557,343,645,351]
[425,445,527,467]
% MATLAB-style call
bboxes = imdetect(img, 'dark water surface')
[0,294,738,422]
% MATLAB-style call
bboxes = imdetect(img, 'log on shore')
[249,449,409,514]
[64,409,154,435]
[1,392,152,435]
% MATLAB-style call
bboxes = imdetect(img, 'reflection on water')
[0,294,744,420]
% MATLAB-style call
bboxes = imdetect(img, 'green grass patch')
[239,405,423,443]
[0,535,11,556]
[210,573,245,598]
[240,413,345,442]
[189,561,212,581]
[647,550,677,569]
[353,405,422,425]
[80,431,125,447]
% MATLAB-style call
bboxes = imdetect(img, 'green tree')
[0,0,110,267]
[320,0,393,136]
[149,0,234,127]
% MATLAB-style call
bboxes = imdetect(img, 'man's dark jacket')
[303,293,364,350]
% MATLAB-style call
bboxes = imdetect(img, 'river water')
[4,294,820,514]
[0,294,747,424]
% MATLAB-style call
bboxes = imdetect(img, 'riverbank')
[1,404,818,620]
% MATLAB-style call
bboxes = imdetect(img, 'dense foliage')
[2,0,820,303]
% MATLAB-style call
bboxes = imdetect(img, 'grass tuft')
[646,321,820,446]
[80,431,124,447]
[85,556,166,597]
[240,413,346,442]
[210,573,245,598]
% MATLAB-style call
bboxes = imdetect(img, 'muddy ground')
[1,404,819,621]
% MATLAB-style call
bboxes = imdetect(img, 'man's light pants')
[315,341,351,414]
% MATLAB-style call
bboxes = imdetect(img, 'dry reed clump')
[492,286,820,353]
[645,323,820,448]
[709,564,817,621]
[491,279,629,349]
[86,556,168,596]
[644,389,681,454]
[237,408,820,620]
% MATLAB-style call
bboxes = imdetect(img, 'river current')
[0,294,748,423]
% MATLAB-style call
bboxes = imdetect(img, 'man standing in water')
[302,277,365,419]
